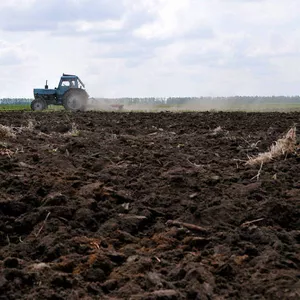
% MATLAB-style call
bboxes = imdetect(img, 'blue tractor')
[31,74,89,111]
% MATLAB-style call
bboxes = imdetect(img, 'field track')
[0,111,299,299]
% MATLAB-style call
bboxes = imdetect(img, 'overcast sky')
[0,0,299,98]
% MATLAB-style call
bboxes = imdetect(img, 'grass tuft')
[246,127,297,165]
[0,124,16,139]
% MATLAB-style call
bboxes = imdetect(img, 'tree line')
[0,98,32,105]
[107,96,300,105]
[1,96,300,105]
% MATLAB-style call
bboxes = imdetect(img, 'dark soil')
[0,111,299,300]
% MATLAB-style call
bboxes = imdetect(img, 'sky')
[0,0,300,98]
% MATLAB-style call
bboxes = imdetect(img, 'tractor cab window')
[61,80,70,87]
[70,80,76,87]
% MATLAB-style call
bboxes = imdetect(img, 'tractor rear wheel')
[31,98,47,111]
[63,89,88,111]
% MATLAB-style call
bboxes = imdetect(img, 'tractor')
[31,74,89,112]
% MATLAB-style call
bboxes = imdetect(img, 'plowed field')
[0,111,299,300]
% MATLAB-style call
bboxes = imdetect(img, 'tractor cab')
[58,74,85,88]
[56,74,85,96]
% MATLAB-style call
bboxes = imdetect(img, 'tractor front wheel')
[63,89,88,111]
[31,98,47,111]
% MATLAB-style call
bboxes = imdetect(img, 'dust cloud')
[85,97,233,112]
[85,97,300,112]
[85,98,122,111]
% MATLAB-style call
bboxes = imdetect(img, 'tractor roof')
[61,73,78,80]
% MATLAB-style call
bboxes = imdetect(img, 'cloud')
[0,0,124,32]
[0,0,300,98]
[0,40,34,66]
[0,42,22,66]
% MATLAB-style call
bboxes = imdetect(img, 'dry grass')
[19,119,37,133]
[246,127,297,165]
[25,120,35,131]
[213,126,223,134]
[0,120,36,139]
[64,122,80,137]
[211,126,229,137]
[0,124,16,139]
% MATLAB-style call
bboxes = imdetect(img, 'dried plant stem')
[241,218,265,228]
[251,162,263,181]
[35,212,51,237]
[166,220,210,233]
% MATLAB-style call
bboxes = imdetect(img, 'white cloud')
[0,0,300,98]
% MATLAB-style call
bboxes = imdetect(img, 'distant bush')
[0,98,32,105]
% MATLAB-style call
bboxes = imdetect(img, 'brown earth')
[0,111,299,300]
